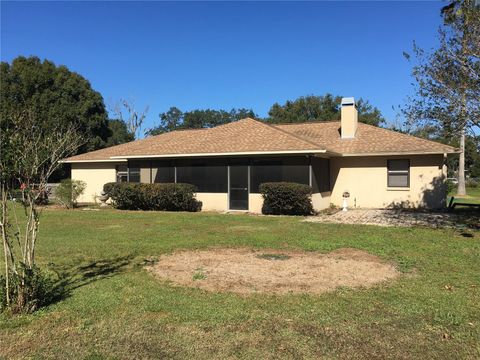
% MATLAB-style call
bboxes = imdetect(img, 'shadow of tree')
[48,255,135,302]
[384,174,478,230]
[388,175,447,210]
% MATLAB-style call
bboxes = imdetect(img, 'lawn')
[1,208,479,359]
[449,186,480,205]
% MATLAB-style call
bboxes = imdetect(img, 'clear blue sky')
[1,1,444,131]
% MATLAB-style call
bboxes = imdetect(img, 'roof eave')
[336,150,459,157]
[111,149,327,159]
[61,149,328,163]
[59,159,128,164]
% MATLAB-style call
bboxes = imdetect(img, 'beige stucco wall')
[140,167,150,183]
[248,194,263,213]
[329,154,446,209]
[71,163,119,203]
[312,192,332,211]
[196,193,228,212]
[71,153,446,210]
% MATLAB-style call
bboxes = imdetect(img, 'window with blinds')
[387,159,410,187]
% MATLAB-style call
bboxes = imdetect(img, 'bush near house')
[103,182,202,212]
[259,182,313,216]
[55,179,86,209]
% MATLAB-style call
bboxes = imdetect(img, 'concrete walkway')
[304,209,479,229]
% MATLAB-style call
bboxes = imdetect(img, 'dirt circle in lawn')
[148,248,400,295]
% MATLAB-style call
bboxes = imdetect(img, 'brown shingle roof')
[63,118,323,162]
[62,118,457,162]
[275,121,457,155]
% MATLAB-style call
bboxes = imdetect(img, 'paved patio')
[304,209,479,229]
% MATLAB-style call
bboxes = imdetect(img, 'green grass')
[449,186,480,205]
[192,268,207,281]
[1,208,479,359]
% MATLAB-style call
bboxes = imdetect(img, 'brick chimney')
[341,97,358,139]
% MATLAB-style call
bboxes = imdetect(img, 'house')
[61,98,457,211]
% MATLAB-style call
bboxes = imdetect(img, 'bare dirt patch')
[148,248,399,295]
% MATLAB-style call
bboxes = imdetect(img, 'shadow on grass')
[49,255,136,303]
[450,208,480,230]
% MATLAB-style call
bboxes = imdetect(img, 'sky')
[1,1,444,132]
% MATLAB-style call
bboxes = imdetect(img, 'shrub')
[35,189,49,205]
[55,179,86,208]
[259,182,313,216]
[466,178,478,188]
[103,182,202,212]
[0,265,63,313]
[103,182,116,196]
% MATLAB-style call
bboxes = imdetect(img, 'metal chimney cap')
[341,97,356,106]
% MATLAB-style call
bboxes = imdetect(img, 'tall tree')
[0,56,110,153]
[106,119,135,146]
[152,106,184,135]
[266,94,386,126]
[403,0,480,195]
[112,99,149,139]
[146,107,256,136]
[409,125,480,178]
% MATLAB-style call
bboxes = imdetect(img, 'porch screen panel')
[151,161,175,183]
[176,159,228,193]
[311,157,330,193]
[250,161,282,193]
[250,157,310,193]
[128,168,140,183]
[128,161,149,183]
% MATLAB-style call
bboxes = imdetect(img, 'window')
[129,161,150,183]
[128,167,140,183]
[387,159,410,187]
[116,165,128,183]
[250,158,310,193]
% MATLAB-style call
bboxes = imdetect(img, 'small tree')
[55,179,87,209]
[0,107,83,312]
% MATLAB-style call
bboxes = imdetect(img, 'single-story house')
[61,98,458,211]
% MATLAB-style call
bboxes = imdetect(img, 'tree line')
[0,56,386,143]
[146,95,385,136]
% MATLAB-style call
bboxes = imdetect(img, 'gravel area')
[304,209,479,229]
